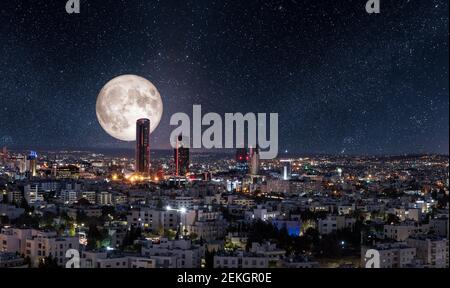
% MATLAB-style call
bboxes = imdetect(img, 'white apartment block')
[214,251,270,268]
[7,190,23,204]
[407,235,449,268]
[244,206,280,222]
[112,193,128,205]
[79,191,97,204]
[387,208,420,222]
[141,238,202,268]
[97,191,113,206]
[82,251,128,268]
[167,196,194,209]
[429,217,449,238]
[361,242,416,268]
[338,204,356,215]
[39,182,60,192]
[281,256,320,268]
[383,222,430,241]
[232,198,256,207]
[146,254,180,268]
[318,215,356,235]
[61,190,97,205]
[129,257,157,268]
[127,207,179,231]
[188,218,228,241]
[81,250,156,268]
[61,190,78,204]
[66,206,102,219]
[249,242,286,260]
[0,228,79,267]
[226,233,248,249]
[24,184,44,204]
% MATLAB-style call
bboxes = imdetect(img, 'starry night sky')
[0,0,448,155]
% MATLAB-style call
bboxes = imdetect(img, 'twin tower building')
[135,118,189,176]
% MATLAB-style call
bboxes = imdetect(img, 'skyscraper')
[249,146,260,175]
[235,148,249,172]
[26,151,37,177]
[280,159,292,180]
[236,148,249,163]
[135,118,151,174]
[174,134,189,176]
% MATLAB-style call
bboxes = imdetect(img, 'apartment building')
[127,207,179,232]
[383,222,430,241]
[407,235,449,268]
[214,251,270,268]
[361,242,416,268]
[317,215,356,235]
[141,238,202,268]
[0,228,79,267]
[81,250,156,268]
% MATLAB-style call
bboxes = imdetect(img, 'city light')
[0,0,447,274]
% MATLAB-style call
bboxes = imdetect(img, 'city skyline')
[0,0,448,155]
[0,0,448,274]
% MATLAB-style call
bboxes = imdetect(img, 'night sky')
[0,0,448,155]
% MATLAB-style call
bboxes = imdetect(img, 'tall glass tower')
[135,118,150,173]
[174,134,189,176]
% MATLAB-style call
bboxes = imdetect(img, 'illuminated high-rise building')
[249,146,260,175]
[135,118,151,174]
[174,134,189,176]
[280,159,292,180]
[14,154,27,173]
[26,151,37,177]
[235,148,249,172]
[236,148,249,163]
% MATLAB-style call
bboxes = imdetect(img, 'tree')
[205,250,215,269]
[87,224,105,249]
[190,233,198,240]
[40,212,56,228]
[122,226,142,247]
[2,192,8,204]
[386,214,400,224]
[156,199,164,209]
[12,213,40,228]
[0,215,10,225]
[43,191,56,202]
[38,255,59,268]
[314,232,342,258]
[101,206,115,219]
[23,255,31,268]
[19,198,30,211]
[164,229,177,240]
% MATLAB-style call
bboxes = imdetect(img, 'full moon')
[96,75,163,141]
